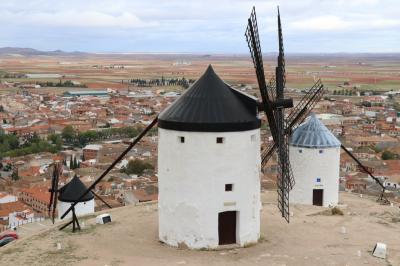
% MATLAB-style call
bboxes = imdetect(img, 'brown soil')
[1,192,400,266]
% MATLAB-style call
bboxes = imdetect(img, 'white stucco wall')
[58,199,95,220]
[0,194,17,204]
[289,146,340,207]
[158,128,261,249]
[8,211,34,227]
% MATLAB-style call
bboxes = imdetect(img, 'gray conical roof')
[290,114,341,148]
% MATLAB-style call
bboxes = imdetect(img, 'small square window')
[216,137,224,144]
[319,150,324,154]
[316,178,321,183]
[178,136,185,143]
[298,149,303,153]
[225,184,233,191]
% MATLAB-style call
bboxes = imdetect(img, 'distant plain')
[0,53,400,94]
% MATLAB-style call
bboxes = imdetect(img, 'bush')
[123,159,154,176]
[382,150,396,160]
[331,207,344,216]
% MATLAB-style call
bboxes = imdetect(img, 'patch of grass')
[197,247,218,251]
[308,206,344,216]
[331,207,344,216]
[61,223,100,236]
[243,242,257,248]
[258,234,267,243]
[177,242,189,249]
[392,217,400,223]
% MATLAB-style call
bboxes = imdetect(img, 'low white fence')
[7,217,45,229]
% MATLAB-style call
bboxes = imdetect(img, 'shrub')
[331,207,344,216]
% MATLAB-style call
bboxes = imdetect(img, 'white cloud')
[290,16,349,31]
[289,15,400,32]
[370,19,400,28]
[0,0,399,52]
[0,10,158,28]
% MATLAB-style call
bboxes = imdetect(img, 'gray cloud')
[0,0,398,53]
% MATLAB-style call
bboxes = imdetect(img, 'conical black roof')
[158,65,260,132]
[58,175,94,203]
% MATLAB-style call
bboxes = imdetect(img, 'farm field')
[0,53,399,94]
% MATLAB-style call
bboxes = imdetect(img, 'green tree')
[73,156,78,169]
[62,125,75,143]
[394,101,400,112]
[3,164,12,171]
[28,132,41,143]
[11,168,19,181]
[1,134,19,150]
[69,156,74,169]
[123,159,154,176]
[373,145,382,153]
[382,150,395,160]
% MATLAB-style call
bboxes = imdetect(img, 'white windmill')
[157,65,262,249]
[289,114,341,207]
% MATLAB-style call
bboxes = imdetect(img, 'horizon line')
[1,47,400,56]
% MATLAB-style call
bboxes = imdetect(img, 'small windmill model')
[245,7,325,222]
[48,163,112,232]
[48,164,81,232]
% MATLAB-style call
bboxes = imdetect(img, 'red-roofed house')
[19,187,51,216]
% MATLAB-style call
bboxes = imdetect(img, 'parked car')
[0,231,18,240]
[0,236,15,247]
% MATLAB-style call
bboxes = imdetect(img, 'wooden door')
[313,189,323,206]
[218,211,236,245]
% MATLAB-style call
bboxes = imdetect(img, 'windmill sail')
[261,79,325,166]
[245,7,279,140]
[274,7,294,221]
[48,163,61,224]
[246,6,294,222]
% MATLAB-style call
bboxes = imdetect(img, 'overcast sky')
[0,0,399,53]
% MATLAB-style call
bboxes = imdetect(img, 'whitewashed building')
[58,175,95,219]
[158,65,262,249]
[289,114,341,207]
[0,192,17,204]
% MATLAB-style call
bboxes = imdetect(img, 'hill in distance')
[0,47,88,56]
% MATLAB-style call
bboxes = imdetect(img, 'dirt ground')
[1,191,400,266]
